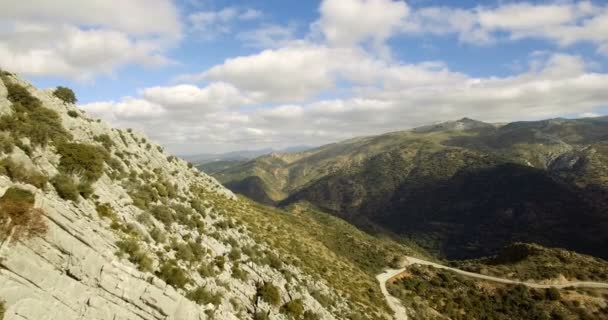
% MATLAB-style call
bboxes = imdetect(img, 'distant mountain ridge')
[211,116,608,259]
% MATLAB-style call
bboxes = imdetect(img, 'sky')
[1,0,608,155]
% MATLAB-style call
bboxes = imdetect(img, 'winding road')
[377,256,608,320]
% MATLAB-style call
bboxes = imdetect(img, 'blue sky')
[2,0,608,154]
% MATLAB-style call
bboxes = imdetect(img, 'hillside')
[213,118,608,259]
[0,71,412,320]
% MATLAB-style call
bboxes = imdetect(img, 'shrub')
[257,282,281,307]
[0,158,48,189]
[5,81,41,109]
[0,132,14,154]
[51,174,79,201]
[198,263,217,278]
[281,299,304,319]
[149,227,166,243]
[156,260,189,289]
[545,287,560,301]
[231,265,248,281]
[77,181,94,199]
[67,110,79,118]
[57,143,109,181]
[0,104,71,146]
[254,312,270,320]
[115,237,154,272]
[303,310,321,320]
[53,86,77,104]
[150,205,174,227]
[96,203,116,220]
[229,248,242,261]
[175,243,195,262]
[0,187,47,241]
[187,287,223,306]
[93,134,114,151]
[214,255,226,270]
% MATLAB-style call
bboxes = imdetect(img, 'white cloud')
[401,1,608,53]
[0,0,180,36]
[81,98,165,122]
[83,53,608,154]
[188,7,263,39]
[238,24,299,48]
[315,0,409,55]
[141,82,256,114]
[0,0,179,79]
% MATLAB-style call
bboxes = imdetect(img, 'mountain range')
[212,116,608,259]
[1,70,607,320]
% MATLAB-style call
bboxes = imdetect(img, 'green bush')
[156,260,189,289]
[545,287,560,301]
[0,132,14,154]
[96,203,117,220]
[5,81,41,109]
[0,158,48,189]
[231,265,248,281]
[281,299,304,319]
[257,282,281,307]
[116,237,154,272]
[303,310,321,320]
[198,263,217,278]
[57,143,109,181]
[187,287,223,306]
[93,134,114,151]
[51,174,79,201]
[0,103,71,146]
[150,205,174,227]
[214,255,226,270]
[53,86,77,104]
[149,227,166,243]
[67,110,79,118]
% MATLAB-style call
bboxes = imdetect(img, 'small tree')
[53,86,77,104]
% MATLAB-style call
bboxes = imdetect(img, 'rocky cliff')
[0,72,349,320]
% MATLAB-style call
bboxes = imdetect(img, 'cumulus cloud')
[402,1,608,53]
[82,53,608,154]
[188,7,262,39]
[0,0,180,79]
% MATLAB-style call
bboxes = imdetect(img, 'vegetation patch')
[0,187,47,241]
[53,86,77,104]
[187,287,223,306]
[280,299,304,318]
[156,260,189,289]
[0,158,48,189]
[453,243,608,282]
[0,103,71,147]
[57,142,109,181]
[389,264,608,320]
[115,237,154,272]
[257,282,281,307]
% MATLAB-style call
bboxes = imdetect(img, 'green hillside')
[213,117,608,259]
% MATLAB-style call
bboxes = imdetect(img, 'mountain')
[0,71,415,320]
[212,117,608,260]
[183,146,312,165]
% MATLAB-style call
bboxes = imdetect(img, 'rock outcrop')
[0,72,345,320]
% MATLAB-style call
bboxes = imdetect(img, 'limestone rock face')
[0,73,343,320]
